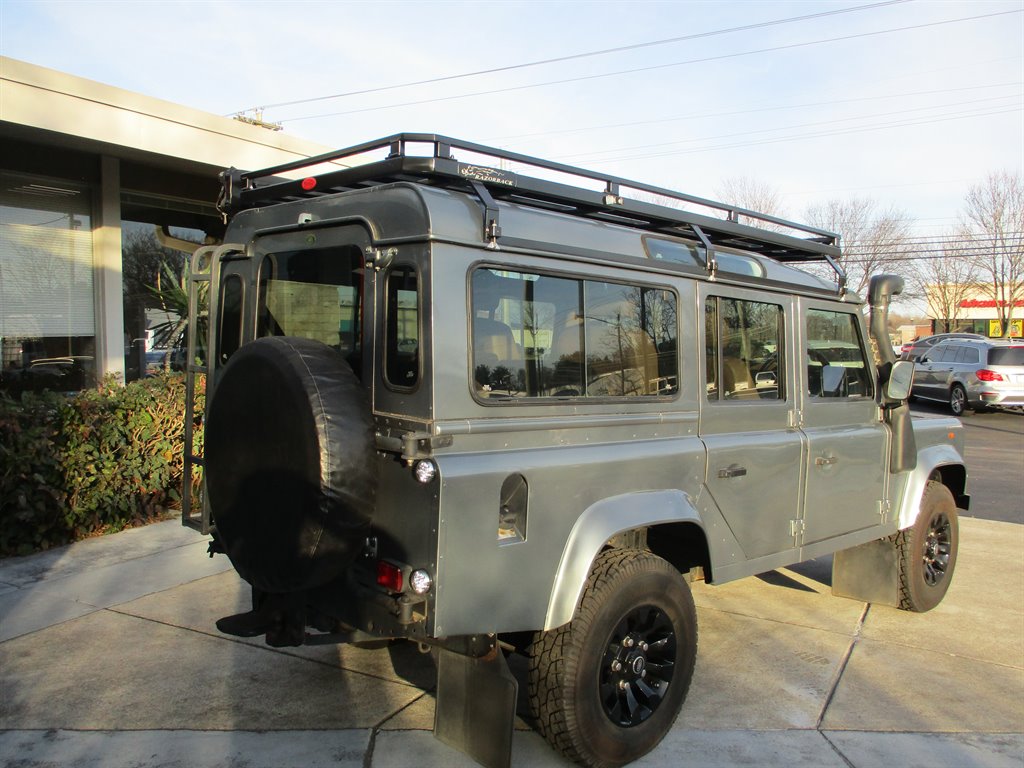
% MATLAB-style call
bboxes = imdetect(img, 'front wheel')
[896,481,959,612]
[528,550,697,767]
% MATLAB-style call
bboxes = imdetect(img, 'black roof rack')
[217,133,843,271]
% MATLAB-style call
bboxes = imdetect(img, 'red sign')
[960,299,1024,309]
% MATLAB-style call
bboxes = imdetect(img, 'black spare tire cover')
[205,337,377,593]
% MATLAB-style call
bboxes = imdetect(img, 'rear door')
[913,343,952,399]
[699,285,802,560]
[251,225,374,384]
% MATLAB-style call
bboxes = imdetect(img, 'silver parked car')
[901,332,985,362]
[913,337,1024,415]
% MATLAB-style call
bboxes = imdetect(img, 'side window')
[470,268,677,400]
[645,237,704,266]
[806,309,873,398]
[706,296,784,401]
[956,346,979,364]
[216,274,243,365]
[384,266,419,389]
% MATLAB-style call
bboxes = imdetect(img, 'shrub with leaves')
[0,390,68,554]
[0,373,204,556]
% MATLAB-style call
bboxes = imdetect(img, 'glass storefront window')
[120,220,203,381]
[0,171,95,394]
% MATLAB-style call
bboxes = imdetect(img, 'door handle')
[718,465,747,479]
[815,456,838,466]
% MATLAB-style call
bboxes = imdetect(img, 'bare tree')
[804,197,913,296]
[908,237,979,333]
[960,171,1024,336]
[715,176,789,231]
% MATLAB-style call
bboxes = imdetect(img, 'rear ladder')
[182,243,242,533]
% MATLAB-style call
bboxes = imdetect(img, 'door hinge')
[788,410,804,429]
[790,518,805,543]
[878,499,892,523]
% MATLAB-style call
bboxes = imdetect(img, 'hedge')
[0,373,204,556]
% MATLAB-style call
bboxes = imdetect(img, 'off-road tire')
[528,549,697,768]
[896,481,959,612]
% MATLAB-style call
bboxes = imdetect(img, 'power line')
[843,250,1023,262]
[487,80,1022,144]
[282,8,1022,123]
[576,105,1022,165]
[232,0,909,115]
[558,94,1022,162]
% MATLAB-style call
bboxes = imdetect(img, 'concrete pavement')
[1,517,1022,767]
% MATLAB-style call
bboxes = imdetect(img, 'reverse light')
[377,561,403,593]
[413,459,438,484]
[976,369,1004,382]
[409,569,433,595]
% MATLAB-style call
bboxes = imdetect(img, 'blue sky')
[2,0,1021,236]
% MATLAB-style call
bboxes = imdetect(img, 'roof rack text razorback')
[180,134,968,768]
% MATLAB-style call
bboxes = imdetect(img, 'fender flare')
[542,489,704,631]
[895,443,967,529]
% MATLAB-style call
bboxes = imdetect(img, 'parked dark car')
[902,332,986,362]
[912,338,1024,415]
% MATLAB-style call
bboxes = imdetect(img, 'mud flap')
[434,645,518,768]
[832,538,899,607]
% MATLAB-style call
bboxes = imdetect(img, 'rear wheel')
[896,481,959,612]
[528,550,697,767]
[949,384,970,416]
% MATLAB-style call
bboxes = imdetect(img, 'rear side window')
[956,346,980,364]
[706,296,783,401]
[805,309,873,398]
[470,268,677,400]
[989,346,1024,365]
[385,266,419,390]
[256,245,363,373]
[216,274,243,365]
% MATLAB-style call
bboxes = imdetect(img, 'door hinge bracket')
[878,499,892,523]
[790,518,805,544]
[375,431,454,465]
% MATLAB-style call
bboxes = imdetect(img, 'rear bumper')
[975,388,1024,407]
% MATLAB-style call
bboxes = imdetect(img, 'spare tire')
[205,337,377,593]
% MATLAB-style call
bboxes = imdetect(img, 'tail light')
[377,561,404,592]
[976,369,1004,382]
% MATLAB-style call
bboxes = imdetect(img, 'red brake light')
[976,369,1004,382]
[300,177,317,191]
[376,561,403,592]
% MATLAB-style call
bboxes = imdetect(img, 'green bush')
[0,373,204,556]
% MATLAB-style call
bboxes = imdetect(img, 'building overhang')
[0,56,333,178]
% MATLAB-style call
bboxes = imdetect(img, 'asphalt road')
[911,401,1024,525]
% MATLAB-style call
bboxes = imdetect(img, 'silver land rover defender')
[181,134,968,768]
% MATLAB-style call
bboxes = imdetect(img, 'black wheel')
[949,384,970,416]
[528,550,697,767]
[896,481,959,612]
